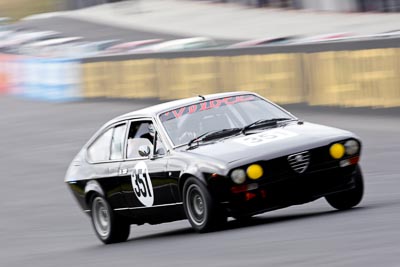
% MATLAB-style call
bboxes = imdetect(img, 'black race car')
[65,92,364,244]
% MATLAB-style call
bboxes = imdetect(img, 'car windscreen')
[159,94,294,146]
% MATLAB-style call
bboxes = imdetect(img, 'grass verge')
[0,0,62,20]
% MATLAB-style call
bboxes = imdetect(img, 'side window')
[110,124,127,160]
[126,121,154,159]
[87,128,113,162]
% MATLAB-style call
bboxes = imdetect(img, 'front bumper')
[221,164,358,217]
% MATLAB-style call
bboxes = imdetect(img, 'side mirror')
[138,145,151,157]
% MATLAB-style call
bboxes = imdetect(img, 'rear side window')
[110,124,127,160]
[87,123,127,163]
[87,128,113,162]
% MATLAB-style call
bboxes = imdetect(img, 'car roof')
[111,91,255,124]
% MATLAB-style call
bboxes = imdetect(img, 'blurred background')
[1,0,400,106]
[1,1,400,267]
[2,0,400,20]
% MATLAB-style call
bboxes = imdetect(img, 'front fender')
[178,162,230,201]
[178,168,208,197]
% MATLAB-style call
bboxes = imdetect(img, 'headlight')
[247,164,263,180]
[330,143,345,159]
[231,169,246,184]
[344,140,360,155]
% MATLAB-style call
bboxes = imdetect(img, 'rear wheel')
[91,195,130,244]
[183,177,226,233]
[325,165,364,210]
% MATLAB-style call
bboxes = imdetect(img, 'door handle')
[119,168,128,175]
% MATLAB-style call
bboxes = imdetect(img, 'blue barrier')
[21,57,82,102]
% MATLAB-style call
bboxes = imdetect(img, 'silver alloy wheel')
[92,197,111,238]
[186,184,207,226]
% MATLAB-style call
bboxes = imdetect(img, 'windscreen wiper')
[241,118,294,134]
[188,128,242,147]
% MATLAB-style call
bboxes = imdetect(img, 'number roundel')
[131,162,154,207]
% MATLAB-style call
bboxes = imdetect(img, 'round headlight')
[330,143,345,159]
[247,164,263,180]
[344,140,359,155]
[231,169,246,184]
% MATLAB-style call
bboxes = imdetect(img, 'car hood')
[181,122,356,165]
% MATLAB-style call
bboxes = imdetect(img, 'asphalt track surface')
[15,17,186,42]
[15,17,236,44]
[1,96,400,267]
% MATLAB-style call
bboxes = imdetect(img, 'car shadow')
[122,206,367,244]
[222,207,365,232]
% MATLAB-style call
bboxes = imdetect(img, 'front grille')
[288,151,310,174]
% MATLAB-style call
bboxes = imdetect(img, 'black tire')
[325,165,364,210]
[183,177,226,233]
[90,195,130,244]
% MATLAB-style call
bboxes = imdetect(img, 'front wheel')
[325,165,364,210]
[91,195,130,244]
[183,178,226,233]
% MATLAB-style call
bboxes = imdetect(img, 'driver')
[141,123,155,144]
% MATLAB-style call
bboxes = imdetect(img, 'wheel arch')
[84,180,105,207]
[178,172,207,199]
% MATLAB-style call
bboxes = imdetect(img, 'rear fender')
[84,180,105,206]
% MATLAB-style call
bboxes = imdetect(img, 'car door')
[118,119,175,211]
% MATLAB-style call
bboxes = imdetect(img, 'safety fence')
[306,48,400,107]
[82,54,304,104]
[1,47,400,107]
